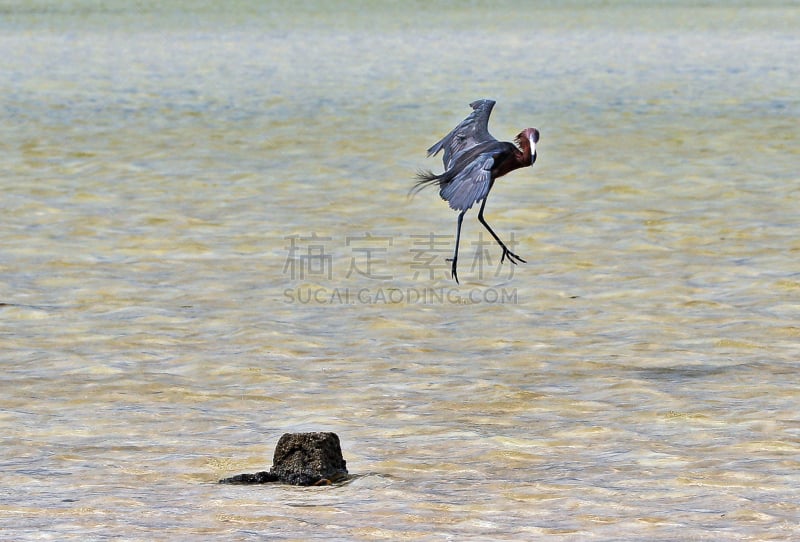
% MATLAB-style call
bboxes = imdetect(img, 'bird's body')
[412,99,539,283]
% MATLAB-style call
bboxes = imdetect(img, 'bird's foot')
[447,258,460,284]
[500,248,526,266]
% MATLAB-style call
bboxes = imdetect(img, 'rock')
[269,432,348,485]
[219,432,348,486]
[218,471,278,484]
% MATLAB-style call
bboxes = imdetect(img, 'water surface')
[1,1,799,540]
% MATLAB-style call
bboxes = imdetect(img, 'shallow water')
[2,1,799,540]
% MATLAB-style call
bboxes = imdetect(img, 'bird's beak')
[529,137,537,165]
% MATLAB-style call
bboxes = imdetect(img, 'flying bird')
[411,99,540,283]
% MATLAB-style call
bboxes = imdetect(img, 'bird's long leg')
[477,197,526,265]
[448,210,466,284]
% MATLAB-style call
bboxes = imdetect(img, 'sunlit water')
[1,1,799,540]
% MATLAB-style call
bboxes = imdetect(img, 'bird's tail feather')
[408,169,443,198]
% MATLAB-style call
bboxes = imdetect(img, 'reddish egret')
[411,99,539,283]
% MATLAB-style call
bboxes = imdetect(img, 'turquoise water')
[1,2,799,540]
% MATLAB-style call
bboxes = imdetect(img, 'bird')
[411,99,540,284]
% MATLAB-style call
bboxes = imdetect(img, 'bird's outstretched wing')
[427,99,497,170]
[439,154,494,212]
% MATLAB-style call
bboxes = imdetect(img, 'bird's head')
[516,128,540,166]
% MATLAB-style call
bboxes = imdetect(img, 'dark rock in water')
[270,432,348,485]
[219,471,278,484]
[219,432,348,486]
